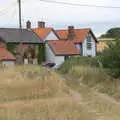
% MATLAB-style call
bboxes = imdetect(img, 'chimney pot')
[68,26,75,40]
[26,20,31,29]
[38,21,45,28]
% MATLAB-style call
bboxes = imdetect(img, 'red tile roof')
[47,40,80,55]
[32,28,53,40]
[56,29,97,43]
[0,47,16,61]
[56,30,68,40]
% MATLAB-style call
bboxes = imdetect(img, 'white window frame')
[86,34,92,50]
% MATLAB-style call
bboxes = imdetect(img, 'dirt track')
[0,82,120,120]
[0,74,120,120]
[61,74,120,120]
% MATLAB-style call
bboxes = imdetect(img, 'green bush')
[6,43,17,55]
[37,44,45,64]
[100,27,120,38]
[100,39,120,78]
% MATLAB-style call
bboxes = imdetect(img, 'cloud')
[0,0,120,35]
[21,0,120,23]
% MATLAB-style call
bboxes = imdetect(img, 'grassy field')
[0,66,68,102]
[64,74,120,120]
[0,66,96,120]
[59,56,120,101]
[63,65,120,101]
[0,65,120,120]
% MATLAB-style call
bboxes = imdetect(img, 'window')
[86,35,92,50]
[65,56,69,60]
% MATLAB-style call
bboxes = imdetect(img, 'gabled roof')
[0,47,16,61]
[33,28,52,40]
[56,28,97,43]
[0,28,43,43]
[47,40,80,56]
[32,28,59,41]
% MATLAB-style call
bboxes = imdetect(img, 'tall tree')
[101,27,120,39]
[101,38,120,78]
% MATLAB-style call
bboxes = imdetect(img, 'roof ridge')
[0,28,28,30]
[56,28,91,31]
[32,27,53,29]
[0,28,43,43]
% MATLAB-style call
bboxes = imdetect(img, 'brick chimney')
[26,20,31,29]
[68,26,75,40]
[38,21,45,28]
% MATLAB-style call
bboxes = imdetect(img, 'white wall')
[45,44,55,62]
[45,44,64,67]
[2,61,15,66]
[54,56,65,68]
[44,31,59,41]
[82,33,96,56]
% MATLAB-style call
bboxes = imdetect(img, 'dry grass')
[0,65,100,120]
[1,65,120,120]
[0,66,68,103]
[67,66,120,101]
[0,97,98,120]
[69,66,108,86]
[64,73,120,120]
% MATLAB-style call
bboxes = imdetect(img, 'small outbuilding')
[0,47,16,65]
[46,40,80,68]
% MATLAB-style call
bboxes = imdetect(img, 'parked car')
[42,62,56,68]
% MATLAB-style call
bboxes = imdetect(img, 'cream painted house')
[46,40,79,68]
[32,21,59,41]
[32,21,98,67]
[56,26,98,57]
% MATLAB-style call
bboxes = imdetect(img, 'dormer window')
[87,34,92,50]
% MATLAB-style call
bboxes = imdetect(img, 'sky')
[0,0,120,37]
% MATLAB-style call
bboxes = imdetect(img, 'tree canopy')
[100,27,120,39]
[100,39,120,78]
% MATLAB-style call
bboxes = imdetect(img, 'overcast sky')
[0,0,120,37]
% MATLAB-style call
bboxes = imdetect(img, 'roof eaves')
[55,53,80,56]
[89,29,98,42]
[2,59,16,61]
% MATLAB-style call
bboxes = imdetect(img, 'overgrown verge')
[58,56,99,74]
[58,55,120,101]
[0,66,99,120]
[0,66,68,103]
[64,65,120,101]
[0,98,97,120]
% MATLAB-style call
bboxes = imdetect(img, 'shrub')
[6,43,18,55]
[100,39,120,78]
[37,44,45,64]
